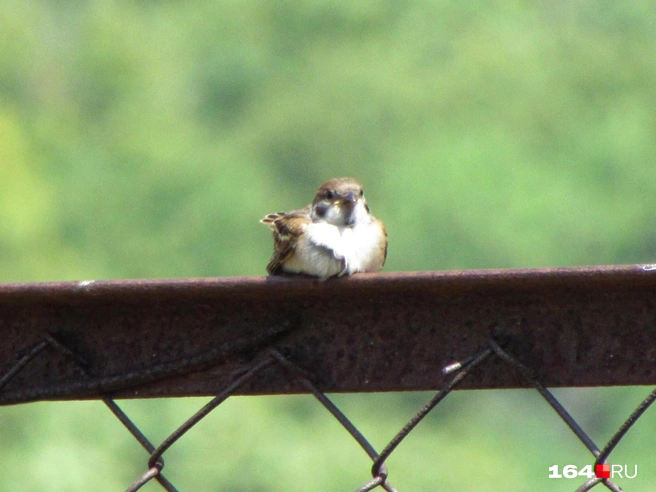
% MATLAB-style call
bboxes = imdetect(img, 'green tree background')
[1,1,655,490]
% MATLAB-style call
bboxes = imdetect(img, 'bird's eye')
[325,190,334,199]
[359,189,364,197]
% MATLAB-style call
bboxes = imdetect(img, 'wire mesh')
[1,331,654,491]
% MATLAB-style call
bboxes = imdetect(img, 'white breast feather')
[305,218,384,276]
[282,226,343,279]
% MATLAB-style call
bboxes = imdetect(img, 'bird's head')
[311,177,371,227]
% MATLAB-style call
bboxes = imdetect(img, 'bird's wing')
[260,207,311,275]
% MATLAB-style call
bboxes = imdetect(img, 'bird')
[260,177,387,279]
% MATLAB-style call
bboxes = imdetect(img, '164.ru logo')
[548,464,637,479]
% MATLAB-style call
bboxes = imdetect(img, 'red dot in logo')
[595,463,610,479]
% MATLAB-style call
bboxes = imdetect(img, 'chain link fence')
[2,333,655,491]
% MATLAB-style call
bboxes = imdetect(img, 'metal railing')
[2,265,656,491]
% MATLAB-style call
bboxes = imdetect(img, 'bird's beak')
[338,190,357,205]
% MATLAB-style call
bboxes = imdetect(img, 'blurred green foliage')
[1,1,656,490]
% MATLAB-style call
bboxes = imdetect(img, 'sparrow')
[260,177,388,279]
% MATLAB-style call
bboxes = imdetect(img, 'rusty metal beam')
[1,265,655,405]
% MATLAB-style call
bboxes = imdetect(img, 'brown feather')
[261,207,312,275]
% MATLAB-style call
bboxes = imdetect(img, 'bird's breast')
[305,220,385,274]
[339,222,386,273]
